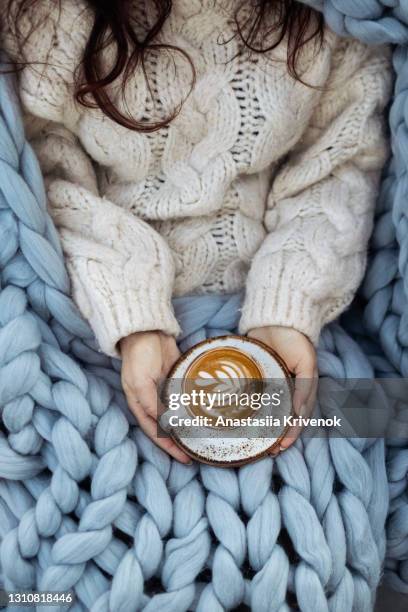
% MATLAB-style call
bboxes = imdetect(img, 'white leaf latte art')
[195,359,256,395]
[188,352,264,416]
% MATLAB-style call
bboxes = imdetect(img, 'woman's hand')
[248,326,318,452]
[120,331,191,464]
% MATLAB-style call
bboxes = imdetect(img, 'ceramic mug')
[161,335,294,467]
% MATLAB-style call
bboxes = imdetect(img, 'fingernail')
[186,460,193,466]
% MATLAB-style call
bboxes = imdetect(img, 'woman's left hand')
[248,325,318,453]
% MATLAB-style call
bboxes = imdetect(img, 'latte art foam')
[184,347,263,421]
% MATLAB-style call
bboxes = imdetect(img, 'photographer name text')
[166,414,342,428]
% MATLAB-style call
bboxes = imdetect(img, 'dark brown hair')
[7,0,324,132]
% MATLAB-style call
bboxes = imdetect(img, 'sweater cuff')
[238,286,323,346]
[74,279,181,358]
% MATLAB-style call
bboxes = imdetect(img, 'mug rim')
[163,334,294,467]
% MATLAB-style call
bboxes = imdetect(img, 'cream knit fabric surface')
[4,0,392,356]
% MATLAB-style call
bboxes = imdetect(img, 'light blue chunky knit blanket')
[1,1,408,610]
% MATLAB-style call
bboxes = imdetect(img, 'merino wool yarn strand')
[0,1,408,610]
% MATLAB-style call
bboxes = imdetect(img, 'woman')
[3,0,392,463]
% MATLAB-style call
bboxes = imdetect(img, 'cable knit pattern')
[4,0,392,354]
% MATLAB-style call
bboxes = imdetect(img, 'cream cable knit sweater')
[4,0,392,356]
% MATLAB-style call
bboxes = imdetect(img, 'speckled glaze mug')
[161,335,294,467]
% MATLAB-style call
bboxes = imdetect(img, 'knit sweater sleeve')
[239,38,393,344]
[28,119,180,357]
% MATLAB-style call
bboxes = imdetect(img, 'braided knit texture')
[0,2,408,610]
[3,0,392,356]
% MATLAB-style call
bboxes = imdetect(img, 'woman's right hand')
[120,330,191,464]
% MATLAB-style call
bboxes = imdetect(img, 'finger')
[292,358,316,416]
[305,367,319,415]
[128,379,162,421]
[279,422,302,451]
[269,446,281,458]
[300,367,318,419]
[131,400,192,464]
[280,367,318,451]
